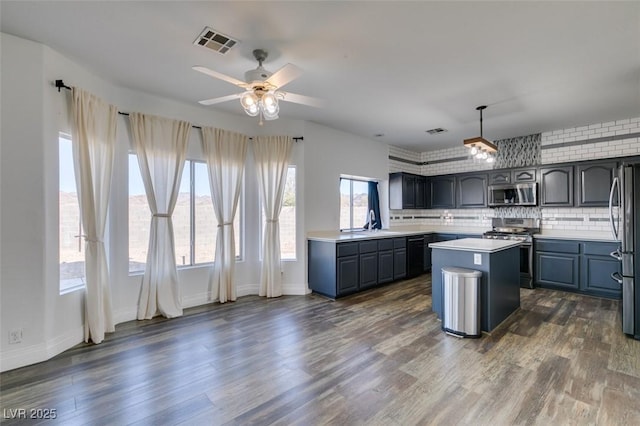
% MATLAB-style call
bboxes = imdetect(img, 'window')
[340,177,369,231]
[280,166,296,259]
[128,155,150,273]
[260,165,296,260]
[128,156,241,273]
[59,134,85,292]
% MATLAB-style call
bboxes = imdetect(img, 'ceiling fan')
[193,49,324,124]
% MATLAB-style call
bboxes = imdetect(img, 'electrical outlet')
[8,329,23,344]
[473,253,482,265]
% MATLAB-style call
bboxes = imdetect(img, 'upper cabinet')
[539,166,574,207]
[512,168,537,183]
[488,170,511,185]
[576,160,618,207]
[430,175,456,209]
[390,157,631,211]
[389,172,428,209]
[457,173,487,208]
[489,168,536,185]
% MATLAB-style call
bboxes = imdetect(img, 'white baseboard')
[1,283,311,372]
[0,325,83,372]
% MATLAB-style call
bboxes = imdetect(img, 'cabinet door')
[489,171,511,185]
[581,255,622,298]
[394,248,407,280]
[430,176,456,209]
[378,250,394,284]
[536,252,579,290]
[337,255,359,295]
[415,176,427,209]
[512,168,536,183]
[360,252,378,289]
[581,242,622,298]
[457,174,487,208]
[576,161,617,207]
[540,166,574,207]
[402,174,416,209]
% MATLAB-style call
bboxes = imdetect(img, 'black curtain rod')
[54,79,303,142]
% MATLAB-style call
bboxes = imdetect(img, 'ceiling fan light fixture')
[240,91,258,109]
[262,92,277,108]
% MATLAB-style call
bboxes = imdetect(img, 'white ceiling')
[2,1,639,151]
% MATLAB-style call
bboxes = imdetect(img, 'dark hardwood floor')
[1,275,639,425]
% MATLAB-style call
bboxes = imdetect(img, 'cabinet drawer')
[512,168,536,182]
[378,238,394,251]
[583,242,619,256]
[337,242,359,257]
[536,240,580,254]
[393,237,407,249]
[359,240,378,254]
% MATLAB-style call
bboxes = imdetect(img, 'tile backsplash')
[387,115,638,233]
[389,207,614,232]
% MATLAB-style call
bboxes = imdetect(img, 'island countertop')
[429,238,521,253]
[307,226,488,242]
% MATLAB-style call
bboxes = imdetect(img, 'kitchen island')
[429,238,521,333]
[307,227,488,298]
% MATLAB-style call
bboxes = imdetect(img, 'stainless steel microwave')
[488,183,537,207]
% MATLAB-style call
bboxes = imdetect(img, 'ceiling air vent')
[194,27,238,55]
[426,128,447,135]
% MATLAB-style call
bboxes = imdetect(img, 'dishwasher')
[407,236,425,278]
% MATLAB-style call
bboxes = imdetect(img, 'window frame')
[128,154,244,276]
[59,132,86,294]
[339,176,371,232]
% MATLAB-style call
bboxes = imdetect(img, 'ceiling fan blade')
[265,63,303,89]
[198,93,242,106]
[279,92,326,108]
[192,66,249,88]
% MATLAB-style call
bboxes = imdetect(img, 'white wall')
[304,121,390,232]
[0,33,315,371]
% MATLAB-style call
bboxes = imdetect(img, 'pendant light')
[464,105,497,163]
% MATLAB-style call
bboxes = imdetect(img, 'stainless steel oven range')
[483,218,540,288]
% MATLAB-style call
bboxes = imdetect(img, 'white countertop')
[429,238,522,253]
[307,226,619,243]
[307,226,488,242]
[533,230,618,242]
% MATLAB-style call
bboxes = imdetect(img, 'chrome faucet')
[369,209,376,231]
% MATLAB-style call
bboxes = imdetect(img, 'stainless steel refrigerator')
[609,161,640,339]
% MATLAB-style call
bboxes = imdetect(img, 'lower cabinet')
[393,238,407,280]
[308,236,413,298]
[359,240,378,290]
[378,249,394,284]
[581,242,622,298]
[337,255,359,295]
[534,239,621,298]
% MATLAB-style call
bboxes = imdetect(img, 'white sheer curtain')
[254,136,293,298]
[129,113,191,319]
[71,87,117,343]
[201,128,248,303]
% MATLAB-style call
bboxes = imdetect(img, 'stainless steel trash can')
[442,266,482,338]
